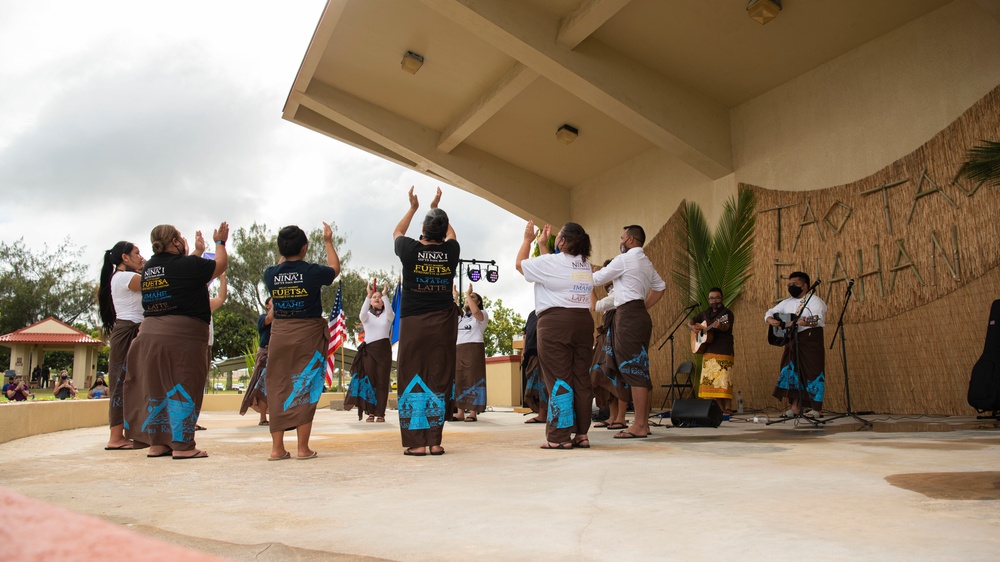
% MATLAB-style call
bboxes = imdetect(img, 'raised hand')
[523,220,536,242]
[408,186,419,210]
[212,222,230,244]
[194,231,206,255]
[322,221,333,243]
[430,186,442,209]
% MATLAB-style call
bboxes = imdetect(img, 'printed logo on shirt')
[272,272,305,285]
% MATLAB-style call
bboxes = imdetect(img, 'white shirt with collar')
[764,294,827,331]
[594,288,616,314]
[592,247,666,307]
[360,297,395,343]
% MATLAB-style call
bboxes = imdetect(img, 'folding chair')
[658,361,694,411]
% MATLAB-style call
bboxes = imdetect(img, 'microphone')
[848,278,855,287]
[811,278,822,289]
[690,301,701,308]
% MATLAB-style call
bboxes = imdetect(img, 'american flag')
[325,281,345,388]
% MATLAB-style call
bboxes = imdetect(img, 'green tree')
[481,296,525,357]
[0,238,98,365]
[211,304,258,361]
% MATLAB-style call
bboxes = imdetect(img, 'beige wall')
[570,0,1000,255]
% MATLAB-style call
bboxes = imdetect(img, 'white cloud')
[0,0,538,325]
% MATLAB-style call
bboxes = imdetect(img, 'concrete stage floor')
[1,407,999,561]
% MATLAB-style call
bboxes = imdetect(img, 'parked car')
[233,383,246,392]
[213,382,224,391]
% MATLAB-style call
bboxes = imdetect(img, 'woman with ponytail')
[97,241,145,450]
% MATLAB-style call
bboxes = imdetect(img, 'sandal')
[375,416,385,423]
[593,421,611,428]
[366,415,375,423]
[572,438,591,449]
[540,442,573,450]
[605,422,628,430]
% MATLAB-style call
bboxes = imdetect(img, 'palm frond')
[671,202,712,303]
[704,187,757,307]
[956,140,1000,187]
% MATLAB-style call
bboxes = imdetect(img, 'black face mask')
[788,285,804,298]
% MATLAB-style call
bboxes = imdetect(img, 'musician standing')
[688,287,735,414]
[765,271,827,418]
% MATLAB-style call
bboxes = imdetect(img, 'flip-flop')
[375,417,386,423]
[104,444,133,450]
[258,420,269,426]
[268,452,291,461]
[540,442,573,450]
[593,421,611,428]
[146,451,172,458]
[429,448,446,456]
[464,417,478,422]
[404,449,427,456]
[173,450,209,460]
[614,431,648,439]
[605,422,628,430]
[194,424,206,431]
[572,439,591,449]
[524,418,545,424]
[296,451,318,460]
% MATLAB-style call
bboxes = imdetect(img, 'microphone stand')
[650,302,700,425]
[822,280,872,426]
[768,280,825,427]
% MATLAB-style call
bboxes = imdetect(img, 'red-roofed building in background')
[0,318,105,389]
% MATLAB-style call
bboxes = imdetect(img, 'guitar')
[691,314,729,354]
[767,313,819,346]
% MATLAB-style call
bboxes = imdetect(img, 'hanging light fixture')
[467,264,482,282]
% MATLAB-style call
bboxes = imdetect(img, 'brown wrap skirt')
[266,318,329,433]
[108,319,140,427]
[397,307,458,449]
[772,327,825,410]
[536,307,594,444]
[124,315,209,451]
[612,300,653,390]
[344,338,392,419]
[454,342,487,414]
[239,345,268,416]
[522,354,546,418]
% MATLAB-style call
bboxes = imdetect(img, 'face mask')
[788,285,803,298]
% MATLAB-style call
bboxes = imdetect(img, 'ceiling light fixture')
[556,124,579,145]
[401,51,424,74]
[747,0,781,25]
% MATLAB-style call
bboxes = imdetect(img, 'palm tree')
[672,187,757,309]
[956,140,1000,187]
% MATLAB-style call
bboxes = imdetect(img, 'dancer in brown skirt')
[590,279,631,430]
[125,222,228,459]
[592,225,666,439]
[521,311,546,424]
[264,223,340,460]
[394,186,459,456]
[240,297,273,425]
[97,240,146,450]
[345,281,394,422]
[765,271,827,418]
[517,221,595,450]
[452,284,488,422]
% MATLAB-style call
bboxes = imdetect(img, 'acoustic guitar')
[691,314,729,354]
[767,313,819,347]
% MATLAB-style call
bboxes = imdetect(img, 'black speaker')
[671,399,723,428]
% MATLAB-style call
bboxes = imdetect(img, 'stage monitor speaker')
[671,399,723,428]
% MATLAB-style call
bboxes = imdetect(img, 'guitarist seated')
[688,288,735,414]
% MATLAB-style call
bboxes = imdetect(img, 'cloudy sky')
[0,0,535,318]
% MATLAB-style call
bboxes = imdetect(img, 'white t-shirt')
[592,247,666,307]
[359,297,395,343]
[764,295,827,331]
[111,271,144,324]
[520,253,594,314]
[457,309,489,345]
[595,288,616,314]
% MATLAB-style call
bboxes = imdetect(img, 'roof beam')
[557,0,632,49]
[287,81,571,225]
[436,63,538,154]
[422,0,733,179]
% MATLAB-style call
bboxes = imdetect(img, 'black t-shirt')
[264,260,337,319]
[257,314,272,348]
[141,253,216,323]
[394,236,460,317]
[692,306,735,356]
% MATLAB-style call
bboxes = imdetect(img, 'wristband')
[215,240,226,246]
